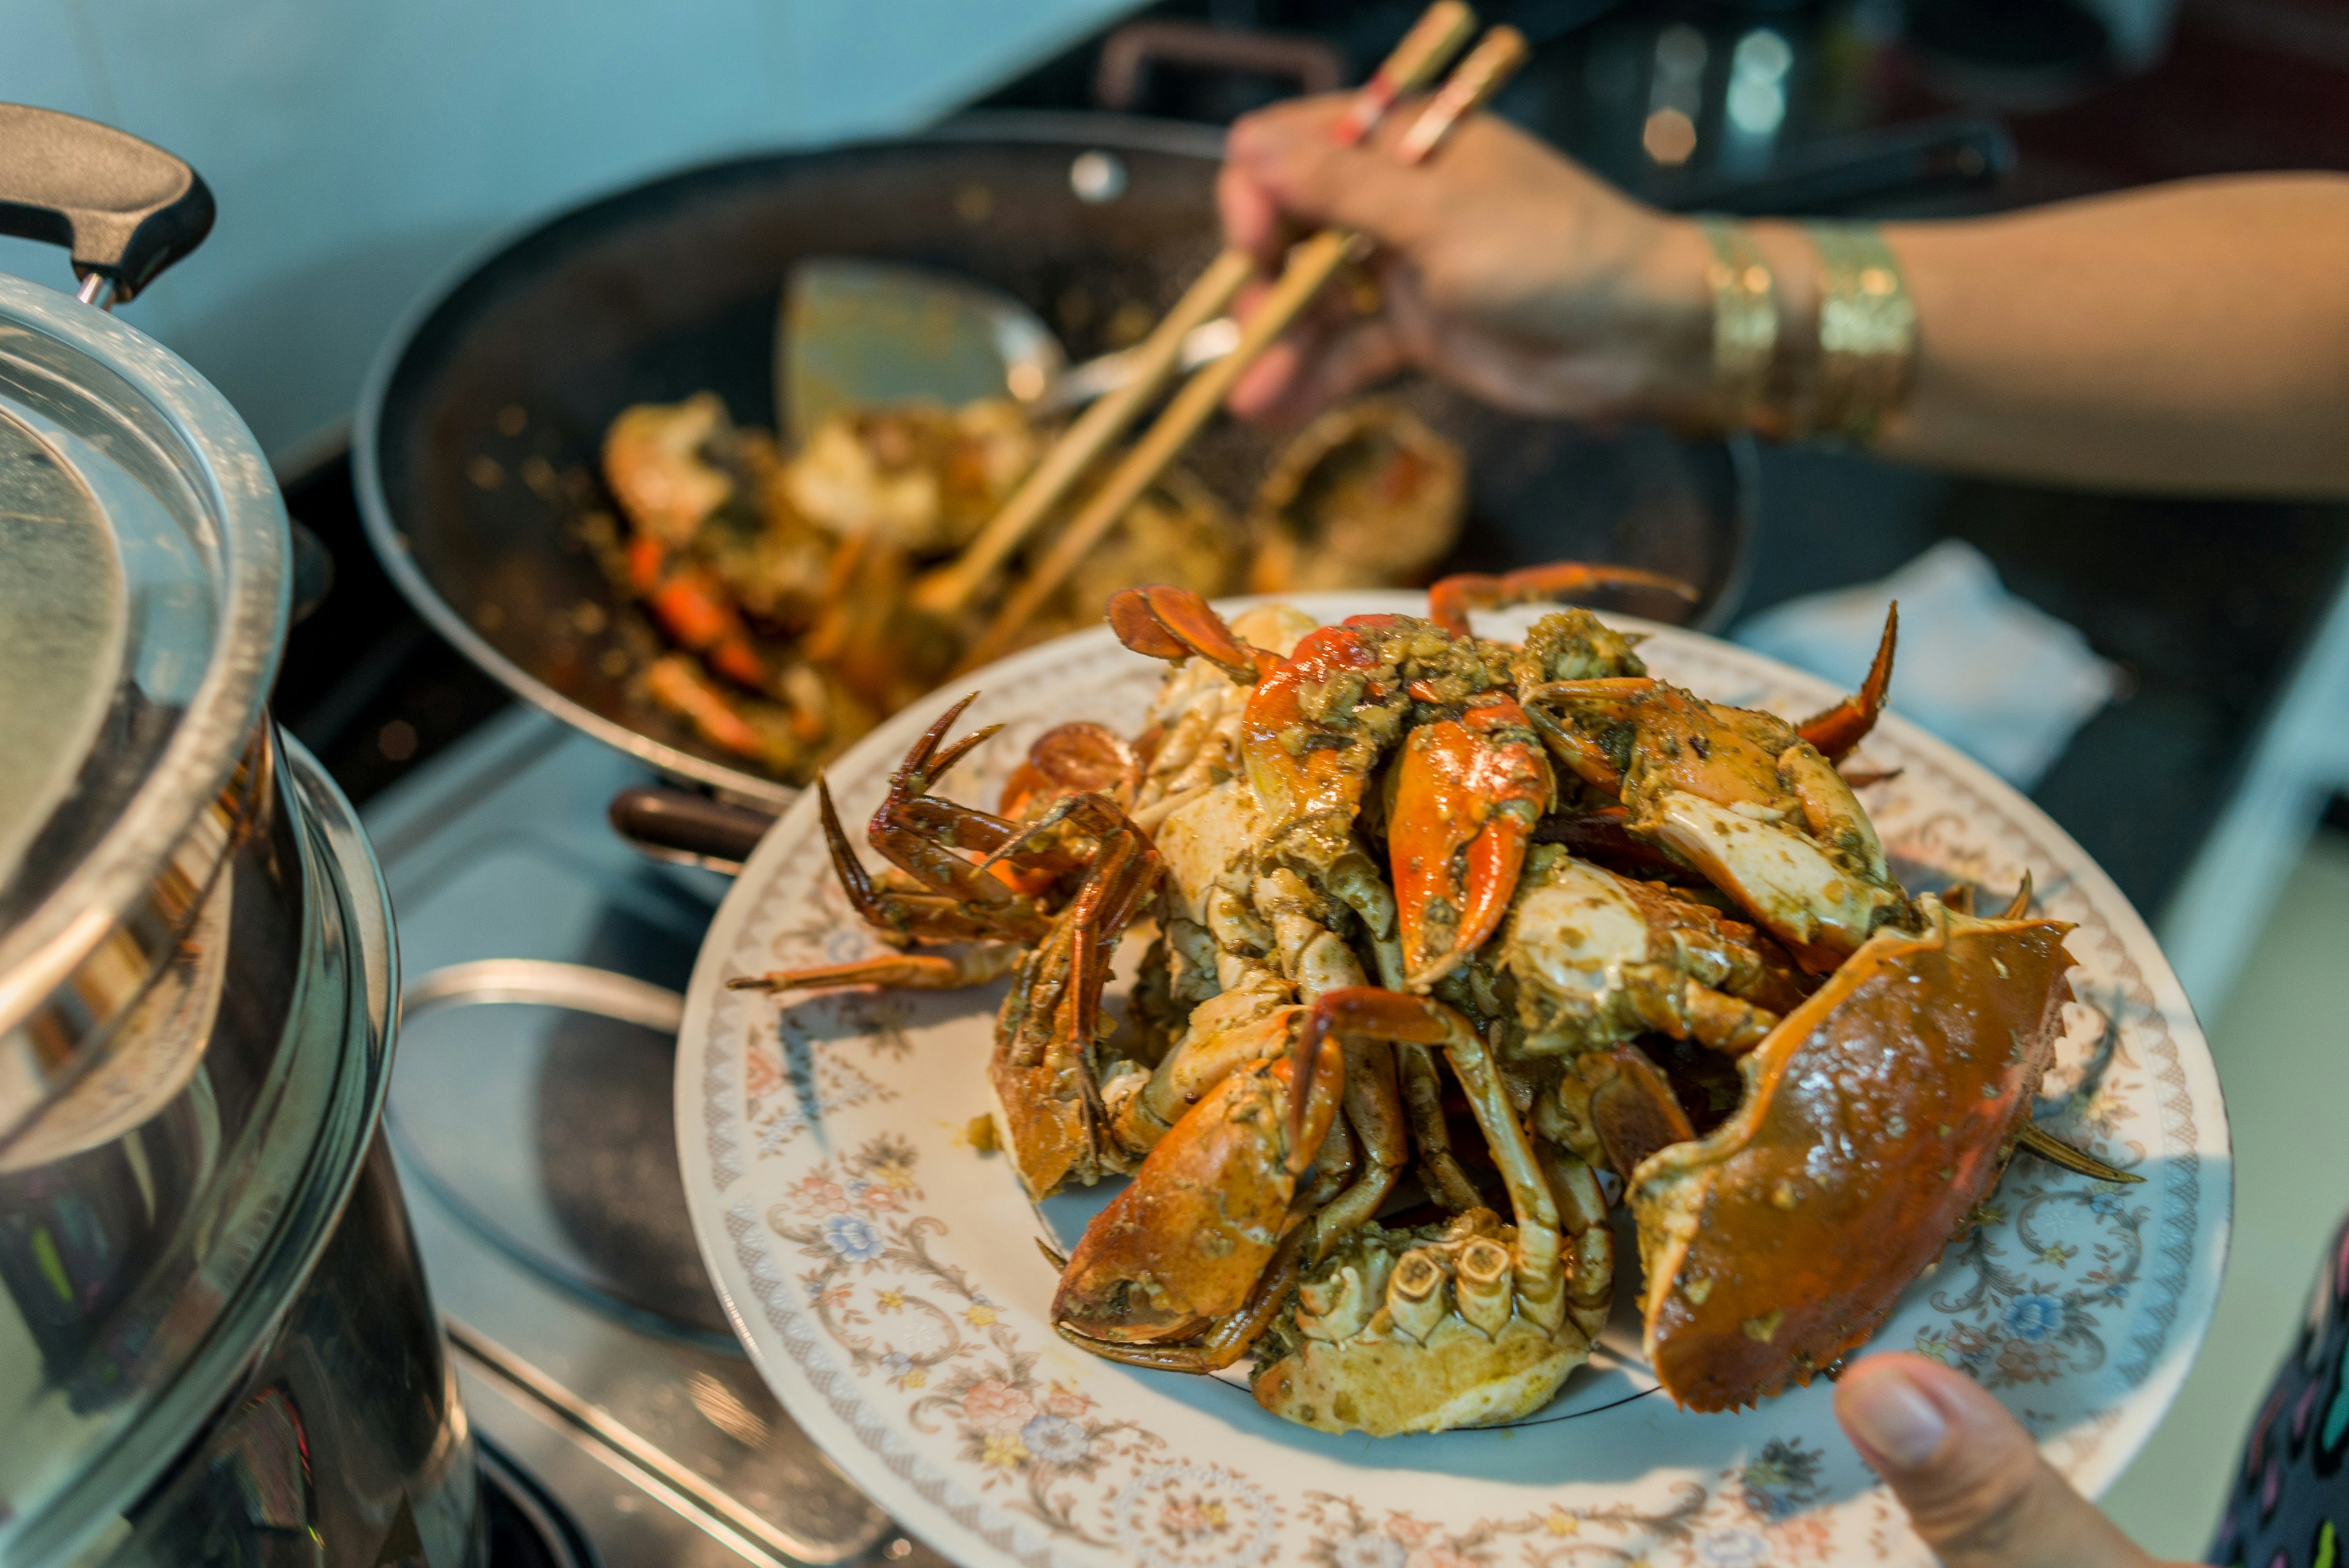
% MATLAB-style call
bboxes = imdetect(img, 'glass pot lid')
[0,105,284,1147]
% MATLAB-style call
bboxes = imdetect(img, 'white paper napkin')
[1733,538,2123,789]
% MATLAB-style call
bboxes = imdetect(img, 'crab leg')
[1427,562,1699,637]
[729,943,1022,994]
[1561,1044,1699,1185]
[1397,1044,1485,1211]
[1299,1037,1411,1259]
[1296,990,1565,1318]
[866,699,1032,907]
[2016,1123,2141,1183]
[1794,603,1898,761]
[990,803,1164,1198]
[1389,696,1554,990]
[816,778,1042,945]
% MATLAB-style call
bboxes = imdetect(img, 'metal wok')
[356,112,1753,809]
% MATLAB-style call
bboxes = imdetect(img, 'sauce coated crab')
[736,567,2131,1431]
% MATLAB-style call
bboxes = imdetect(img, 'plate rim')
[675,595,2232,1567]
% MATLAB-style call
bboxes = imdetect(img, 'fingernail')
[1843,1365,1948,1469]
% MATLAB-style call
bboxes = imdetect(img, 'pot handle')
[0,103,215,305]
[1094,20,1345,113]
[608,786,777,877]
[401,960,685,1035]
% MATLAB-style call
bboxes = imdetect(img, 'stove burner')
[480,1441,596,1568]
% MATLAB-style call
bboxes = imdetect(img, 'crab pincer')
[1793,603,1898,762]
[1426,562,1699,637]
[1107,584,1280,683]
[1387,695,1554,990]
[1052,1006,1341,1358]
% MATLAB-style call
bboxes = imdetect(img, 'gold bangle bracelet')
[1807,220,1917,444]
[1697,216,1778,431]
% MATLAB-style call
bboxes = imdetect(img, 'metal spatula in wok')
[777,256,1241,446]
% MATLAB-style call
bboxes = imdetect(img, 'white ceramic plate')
[677,595,2230,1568]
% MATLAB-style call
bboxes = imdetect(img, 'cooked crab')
[742,567,2136,1433]
[1246,399,1466,595]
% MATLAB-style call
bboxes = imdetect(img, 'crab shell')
[1251,1211,1609,1437]
[1630,897,2077,1412]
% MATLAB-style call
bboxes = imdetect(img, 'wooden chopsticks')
[910,0,1479,620]
[957,23,1531,673]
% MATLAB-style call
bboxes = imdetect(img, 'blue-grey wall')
[2,0,1134,462]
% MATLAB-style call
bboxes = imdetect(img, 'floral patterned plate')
[677,595,2230,1568]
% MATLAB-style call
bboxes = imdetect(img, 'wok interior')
[373,124,1746,791]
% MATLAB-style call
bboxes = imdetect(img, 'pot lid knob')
[0,103,213,304]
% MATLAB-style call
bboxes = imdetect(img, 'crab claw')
[1795,602,1897,762]
[1631,897,2076,1412]
[1052,1014,1341,1345]
[1427,562,1699,637]
[1389,697,1554,990]
[1108,584,1280,683]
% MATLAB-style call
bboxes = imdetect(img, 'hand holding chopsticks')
[956,21,1531,674]
[910,0,1479,620]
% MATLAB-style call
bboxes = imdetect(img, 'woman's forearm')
[1220,100,2349,494]
[1735,174,2349,494]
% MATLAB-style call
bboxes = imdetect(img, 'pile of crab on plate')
[733,563,2131,1437]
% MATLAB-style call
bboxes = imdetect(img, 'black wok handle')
[1094,20,1346,113]
[0,103,215,304]
[1658,116,2014,217]
[609,786,777,875]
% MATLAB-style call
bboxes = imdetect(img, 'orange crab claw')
[1108,584,1280,683]
[1388,697,1554,990]
[1053,1014,1340,1345]
[1427,562,1700,637]
[1239,622,1392,828]
[1795,602,1898,761]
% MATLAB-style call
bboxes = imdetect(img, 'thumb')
[1835,1354,2156,1568]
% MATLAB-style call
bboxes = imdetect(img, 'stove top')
[365,710,946,1568]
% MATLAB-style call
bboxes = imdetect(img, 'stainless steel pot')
[0,106,480,1567]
